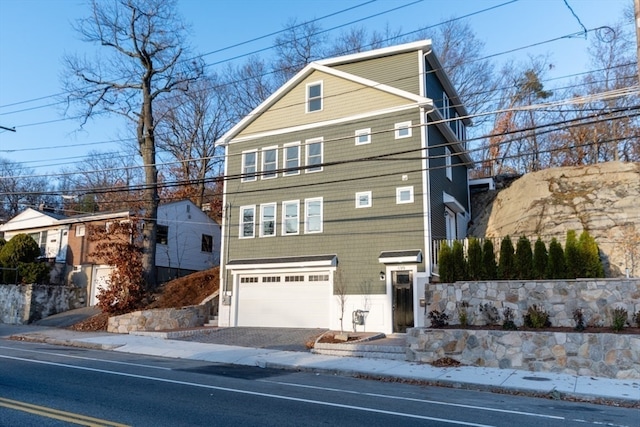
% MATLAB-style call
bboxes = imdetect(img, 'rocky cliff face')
[469,161,640,277]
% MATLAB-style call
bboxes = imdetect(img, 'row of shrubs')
[438,230,604,283]
[428,303,639,332]
[0,234,51,284]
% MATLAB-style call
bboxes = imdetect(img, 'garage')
[236,272,331,328]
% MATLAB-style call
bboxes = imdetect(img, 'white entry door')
[90,265,113,306]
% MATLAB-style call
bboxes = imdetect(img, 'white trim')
[443,192,465,213]
[228,103,421,144]
[259,203,277,238]
[318,39,432,67]
[304,197,323,234]
[355,191,372,208]
[394,121,412,139]
[445,146,452,181]
[305,137,323,173]
[239,205,256,239]
[283,142,301,176]
[354,128,371,145]
[306,80,323,113]
[261,145,278,180]
[282,200,300,236]
[396,186,414,204]
[441,91,450,120]
[420,105,433,277]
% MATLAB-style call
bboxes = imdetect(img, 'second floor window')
[262,147,277,179]
[260,203,276,237]
[201,234,213,252]
[445,146,452,180]
[240,206,255,238]
[306,81,323,112]
[395,121,412,139]
[282,200,299,235]
[242,151,257,182]
[157,225,169,245]
[305,198,323,233]
[306,138,323,172]
[283,143,300,176]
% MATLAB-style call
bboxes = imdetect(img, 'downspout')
[421,49,434,278]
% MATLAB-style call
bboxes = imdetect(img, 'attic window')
[306,81,323,113]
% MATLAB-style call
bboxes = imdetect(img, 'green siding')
[225,109,426,294]
[332,51,420,95]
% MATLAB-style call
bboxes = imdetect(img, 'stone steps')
[312,341,407,360]
[204,315,218,327]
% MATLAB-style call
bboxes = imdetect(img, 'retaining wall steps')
[312,336,407,360]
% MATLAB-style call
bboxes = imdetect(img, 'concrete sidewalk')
[5,326,639,406]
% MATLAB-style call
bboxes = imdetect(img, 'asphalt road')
[0,339,637,427]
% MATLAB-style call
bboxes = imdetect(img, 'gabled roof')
[0,208,66,232]
[217,49,434,145]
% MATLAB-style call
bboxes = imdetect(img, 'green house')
[216,40,472,334]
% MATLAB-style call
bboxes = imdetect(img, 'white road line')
[259,380,565,420]
[0,344,172,370]
[0,354,493,427]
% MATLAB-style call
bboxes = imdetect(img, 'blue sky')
[0,0,633,176]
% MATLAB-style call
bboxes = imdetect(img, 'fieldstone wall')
[0,284,87,324]
[407,328,640,379]
[107,302,210,333]
[425,279,640,328]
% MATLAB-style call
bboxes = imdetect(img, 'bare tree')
[0,158,50,218]
[155,75,229,209]
[223,56,276,123]
[62,0,204,287]
[272,19,328,86]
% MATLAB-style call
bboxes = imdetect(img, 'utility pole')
[0,125,16,132]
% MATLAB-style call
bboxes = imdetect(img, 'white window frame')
[260,203,277,237]
[239,205,256,239]
[442,91,450,120]
[305,197,323,234]
[75,224,85,237]
[282,200,300,236]
[396,186,414,204]
[306,81,323,113]
[283,142,300,176]
[305,137,323,173]
[261,146,278,180]
[394,121,412,139]
[241,150,257,182]
[354,128,371,145]
[355,191,372,208]
[445,146,452,181]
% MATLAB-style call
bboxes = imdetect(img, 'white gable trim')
[317,39,432,66]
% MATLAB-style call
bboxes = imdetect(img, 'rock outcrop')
[469,161,640,277]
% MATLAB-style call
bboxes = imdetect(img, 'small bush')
[452,240,468,281]
[532,238,548,280]
[498,236,515,279]
[611,307,628,332]
[573,308,585,332]
[546,238,566,279]
[457,301,471,326]
[523,305,551,329]
[481,239,498,280]
[438,242,455,283]
[479,303,500,326]
[565,230,582,278]
[466,238,483,280]
[18,261,50,284]
[502,307,517,330]
[515,236,533,279]
[428,310,449,328]
[578,230,604,278]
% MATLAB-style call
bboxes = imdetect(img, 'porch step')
[204,315,218,327]
[312,341,407,361]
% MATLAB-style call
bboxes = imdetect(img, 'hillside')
[469,161,640,277]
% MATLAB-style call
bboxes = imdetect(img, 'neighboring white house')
[0,200,221,305]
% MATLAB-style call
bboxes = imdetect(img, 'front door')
[392,270,414,333]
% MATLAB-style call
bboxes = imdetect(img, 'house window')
[455,113,465,141]
[285,275,304,282]
[442,91,450,120]
[305,197,323,234]
[240,276,258,283]
[355,128,371,145]
[157,224,169,245]
[260,203,276,237]
[305,138,323,172]
[309,274,329,282]
[445,146,452,181]
[283,143,300,176]
[306,81,323,112]
[242,151,257,182]
[28,231,47,256]
[262,276,281,283]
[75,224,85,237]
[201,234,213,252]
[355,191,372,208]
[239,206,255,238]
[394,121,412,139]
[261,147,278,179]
[282,200,299,235]
[396,186,414,204]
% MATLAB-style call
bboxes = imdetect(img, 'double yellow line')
[0,397,129,426]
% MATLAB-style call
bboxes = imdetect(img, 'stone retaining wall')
[407,328,640,379]
[107,302,210,333]
[0,284,87,324]
[425,279,640,327]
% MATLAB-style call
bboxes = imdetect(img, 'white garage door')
[237,272,330,328]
